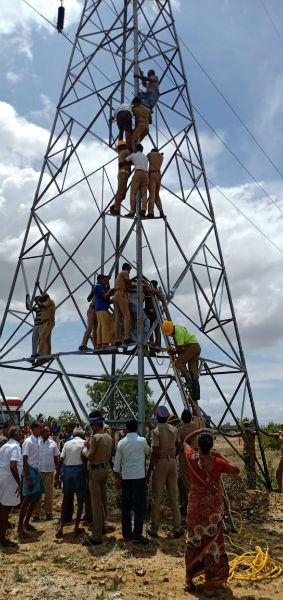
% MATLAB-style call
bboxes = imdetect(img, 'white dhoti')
[0,468,22,506]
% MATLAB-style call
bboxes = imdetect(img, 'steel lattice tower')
[0,0,271,487]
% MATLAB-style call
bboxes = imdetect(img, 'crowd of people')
[0,409,282,594]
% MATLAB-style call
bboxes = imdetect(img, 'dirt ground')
[0,440,282,600]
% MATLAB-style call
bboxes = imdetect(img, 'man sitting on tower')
[162,321,201,401]
[134,69,159,110]
[110,141,131,216]
[119,144,149,218]
[147,148,164,218]
[131,97,152,152]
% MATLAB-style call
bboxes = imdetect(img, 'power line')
[258,0,283,43]
[192,104,283,215]
[179,35,283,179]
[207,178,283,256]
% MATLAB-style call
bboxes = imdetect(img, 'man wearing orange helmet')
[110,141,131,216]
[162,321,201,401]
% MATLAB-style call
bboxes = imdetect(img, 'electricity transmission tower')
[0,0,271,487]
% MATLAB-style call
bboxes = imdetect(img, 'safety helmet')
[162,320,174,335]
[117,140,127,148]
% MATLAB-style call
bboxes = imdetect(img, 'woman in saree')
[183,428,239,596]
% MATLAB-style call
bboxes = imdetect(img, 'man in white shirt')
[119,143,149,218]
[55,427,87,538]
[18,421,46,538]
[109,102,133,149]
[114,419,150,543]
[0,426,23,547]
[33,426,60,521]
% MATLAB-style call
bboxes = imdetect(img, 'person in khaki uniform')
[256,425,283,493]
[85,416,113,545]
[131,97,152,152]
[79,296,97,351]
[38,293,56,356]
[177,408,200,514]
[113,263,133,345]
[224,421,258,489]
[110,141,132,216]
[146,405,183,538]
[147,148,164,218]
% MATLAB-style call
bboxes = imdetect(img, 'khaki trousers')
[175,343,201,380]
[178,453,191,508]
[39,320,55,356]
[114,171,130,210]
[89,468,108,541]
[130,171,149,213]
[96,311,114,345]
[131,122,149,152]
[81,306,97,346]
[113,291,131,341]
[150,458,181,533]
[148,173,163,214]
[33,472,54,516]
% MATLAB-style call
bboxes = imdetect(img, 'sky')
[0,0,282,424]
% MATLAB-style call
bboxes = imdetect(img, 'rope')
[224,506,283,581]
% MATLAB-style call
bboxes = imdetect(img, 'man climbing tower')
[109,102,132,149]
[131,97,151,152]
[161,321,201,401]
[147,148,164,218]
[38,293,56,358]
[26,286,44,361]
[110,141,131,216]
[134,69,159,110]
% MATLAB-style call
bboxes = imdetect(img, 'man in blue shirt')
[93,275,115,349]
[114,419,150,543]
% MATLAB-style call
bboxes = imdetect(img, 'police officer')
[146,406,183,538]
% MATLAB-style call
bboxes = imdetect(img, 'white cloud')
[1,0,82,59]
[29,94,55,123]
[5,71,22,83]
[0,102,49,166]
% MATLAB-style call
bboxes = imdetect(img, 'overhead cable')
[207,178,283,256]
[179,35,283,179]
[258,0,283,43]
[193,104,283,215]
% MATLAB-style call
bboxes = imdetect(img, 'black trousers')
[121,477,146,539]
[117,111,132,140]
